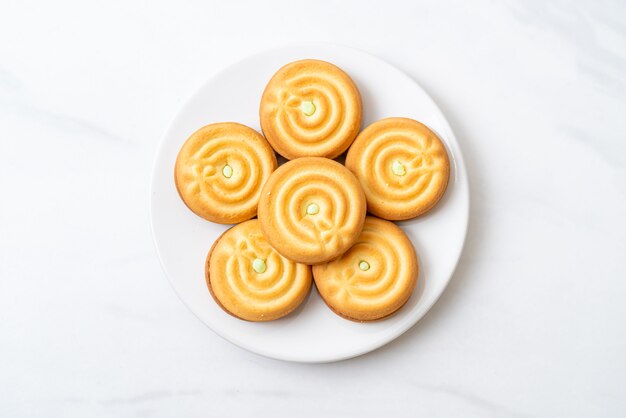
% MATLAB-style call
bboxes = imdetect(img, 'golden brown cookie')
[175,122,277,224]
[345,117,450,220]
[259,59,362,160]
[258,157,366,265]
[312,216,418,322]
[206,219,312,321]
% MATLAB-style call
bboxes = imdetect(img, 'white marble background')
[1,0,625,416]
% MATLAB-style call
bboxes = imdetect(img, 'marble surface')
[1,0,625,416]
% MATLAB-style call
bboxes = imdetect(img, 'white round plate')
[150,44,469,363]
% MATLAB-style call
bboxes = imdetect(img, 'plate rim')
[149,42,470,363]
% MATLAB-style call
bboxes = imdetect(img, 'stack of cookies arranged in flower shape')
[174,60,449,322]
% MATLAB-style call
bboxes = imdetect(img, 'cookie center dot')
[391,160,406,176]
[222,164,233,178]
[306,203,320,215]
[252,258,266,274]
[301,100,316,116]
[358,260,370,271]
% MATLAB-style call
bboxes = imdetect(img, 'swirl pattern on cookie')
[206,220,312,321]
[345,117,450,220]
[260,59,362,159]
[258,157,366,264]
[312,216,418,321]
[175,122,277,224]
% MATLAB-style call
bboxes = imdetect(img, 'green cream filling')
[306,203,320,215]
[222,164,233,178]
[252,258,267,274]
[391,161,406,176]
[301,100,316,116]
